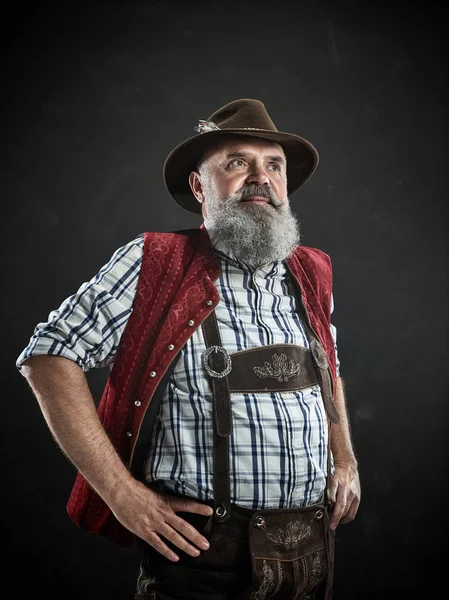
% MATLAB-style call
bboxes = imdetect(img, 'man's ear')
[189,171,204,204]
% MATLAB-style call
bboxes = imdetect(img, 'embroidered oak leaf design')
[253,353,300,382]
[266,521,311,550]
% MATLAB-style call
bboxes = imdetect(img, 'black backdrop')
[2,1,447,598]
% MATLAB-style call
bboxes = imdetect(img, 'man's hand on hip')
[109,481,213,562]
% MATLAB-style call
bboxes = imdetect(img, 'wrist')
[333,455,358,471]
[96,465,136,507]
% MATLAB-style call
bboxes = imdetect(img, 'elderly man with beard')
[17,99,360,600]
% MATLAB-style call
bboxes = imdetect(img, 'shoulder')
[106,233,144,266]
[109,233,145,258]
[141,228,206,252]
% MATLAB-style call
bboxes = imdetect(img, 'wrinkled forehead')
[201,134,286,165]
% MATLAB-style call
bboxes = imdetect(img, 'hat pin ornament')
[194,119,221,134]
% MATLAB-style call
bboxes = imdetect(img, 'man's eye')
[269,164,280,171]
[230,159,245,167]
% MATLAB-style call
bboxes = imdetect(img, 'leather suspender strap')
[299,323,339,500]
[201,309,338,524]
[201,310,232,523]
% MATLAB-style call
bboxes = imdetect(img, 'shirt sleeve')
[16,234,144,372]
[329,293,341,377]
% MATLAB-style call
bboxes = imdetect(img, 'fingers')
[329,478,361,529]
[172,497,214,517]
[340,494,360,524]
[168,513,212,550]
[141,496,213,562]
[159,518,211,558]
[144,517,211,562]
[146,531,181,563]
[329,485,347,531]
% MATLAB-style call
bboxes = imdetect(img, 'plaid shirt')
[17,233,341,508]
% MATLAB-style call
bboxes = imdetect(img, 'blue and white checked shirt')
[16,232,341,509]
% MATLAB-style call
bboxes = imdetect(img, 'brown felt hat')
[163,98,319,215]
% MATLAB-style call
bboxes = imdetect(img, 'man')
[17,98,361,600]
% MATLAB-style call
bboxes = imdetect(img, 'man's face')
[190,137,288,216]
[189,136,300,267]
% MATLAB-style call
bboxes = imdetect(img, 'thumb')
[327,477,338,505]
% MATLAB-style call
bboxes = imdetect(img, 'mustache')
[237,184,282,207]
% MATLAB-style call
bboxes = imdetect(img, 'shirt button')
[126,431,132,437]
[206,300,213,306]
[134,400,141,407]
[188,320,195,326]
[150,371,156,377]
[167,344,174,351]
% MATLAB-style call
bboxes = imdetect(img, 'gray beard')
[204,191,301,267]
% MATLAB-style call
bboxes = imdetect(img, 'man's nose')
[245,164,270,186]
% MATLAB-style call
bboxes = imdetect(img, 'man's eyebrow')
[224,151,286,165]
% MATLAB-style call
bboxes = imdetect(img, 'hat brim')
[163,129,319,214]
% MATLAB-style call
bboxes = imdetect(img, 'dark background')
[2,1,447,598]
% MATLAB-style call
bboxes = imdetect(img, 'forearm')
[21,354,214,559]
[330,376,357,467]
[20,355,134,505]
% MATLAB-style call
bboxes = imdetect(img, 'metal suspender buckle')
[202,345,232,378]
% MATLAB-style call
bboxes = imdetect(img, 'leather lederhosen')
[199,310,338,600]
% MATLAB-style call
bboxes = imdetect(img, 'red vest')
[66,228,336,548]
